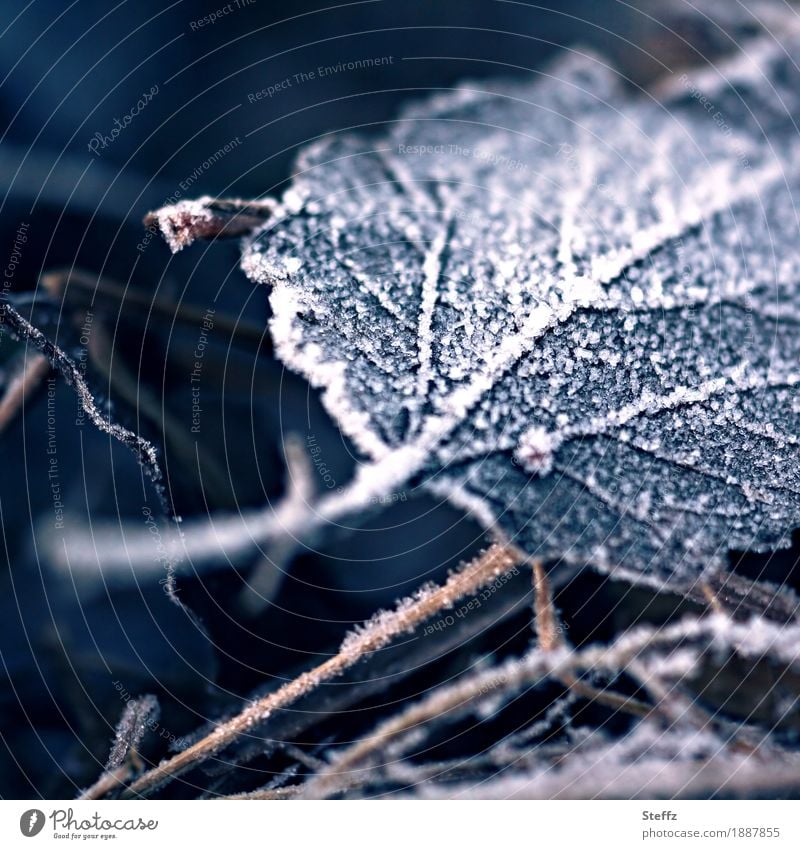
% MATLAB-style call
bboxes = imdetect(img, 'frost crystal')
[241,30,800,590]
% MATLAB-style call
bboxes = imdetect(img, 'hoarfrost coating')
[241,37,800,590]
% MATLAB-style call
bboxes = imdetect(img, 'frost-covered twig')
[531,559,650,719]
[79,765,133,802]
[118,543,521,798]
[379,694,583,790]
[45,439,424,582]
[302,651,561,798]
[0,351,50,434]
[0,299,161,480]
[237,436,316,613]
[218,784,303,800]
[144,196,274,253]
[79,695,159,801]
[416,724,800,800]
[700,571,800,624]
[83,314,232,502]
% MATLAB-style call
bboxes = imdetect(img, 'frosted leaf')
[106,694,159,770]
[238,29,800,591]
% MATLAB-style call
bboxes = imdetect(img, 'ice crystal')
[238,30,800,591]
[106,694,159,770]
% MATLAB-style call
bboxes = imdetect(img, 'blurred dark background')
[2,0,792,798]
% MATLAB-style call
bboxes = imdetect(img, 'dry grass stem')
[119,543,521,797]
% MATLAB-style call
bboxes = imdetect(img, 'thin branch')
[83,317,233,504]
[78,694,158,800]
[218,784,303,800]
[238,435,316,613]
[301,652,559,799]
[119,543,522,798]
[700,570,800,624]
[304,611,800,798]
[79,764,133,801]
[43,434,310,593]
[530,558,650,719]
[0,300,162,481]
[416,728,800,799]
[532,561,563,651]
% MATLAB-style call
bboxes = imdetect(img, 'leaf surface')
[241,36,800,590]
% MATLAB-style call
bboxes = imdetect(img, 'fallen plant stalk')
[119,542,522,798]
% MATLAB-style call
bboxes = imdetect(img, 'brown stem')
[79,764,132,801]
[120,543,521,798]
[530,559,650,718]
[0,352,50,434]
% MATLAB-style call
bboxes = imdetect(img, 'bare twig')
[532,561,563,651]
[79,764,133,801]
[304,611,800,798]
[218,784,303,800]
[0,352,50,434]
[530,558,650,719]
